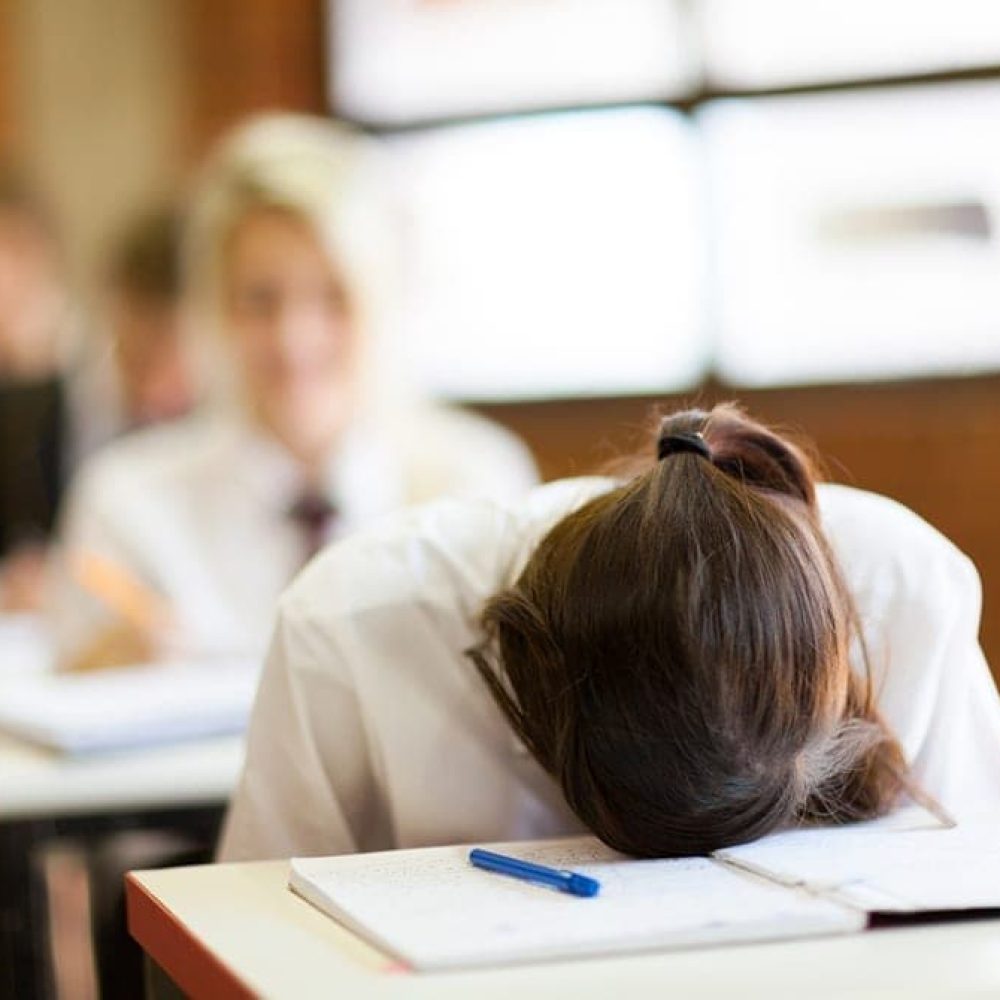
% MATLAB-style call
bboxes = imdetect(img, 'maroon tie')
[287,491,337,565]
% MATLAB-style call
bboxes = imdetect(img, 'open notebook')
[0,659,260,754]
[288,808,1000,971]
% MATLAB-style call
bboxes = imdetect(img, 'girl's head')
[472,404,906,858]
[106,206,194,426]
[186,114,396,463]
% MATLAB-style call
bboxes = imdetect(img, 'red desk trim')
[126,872,257,1000]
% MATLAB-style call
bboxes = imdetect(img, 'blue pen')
[468,848,601,898]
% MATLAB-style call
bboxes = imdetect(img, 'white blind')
[701,84,1000,386]
[392,108,709,400]
[701,0,1000,89]
[331,0,696,124]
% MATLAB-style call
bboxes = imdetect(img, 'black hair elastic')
[657,431,711,462]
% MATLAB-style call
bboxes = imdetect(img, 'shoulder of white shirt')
[391,403,540,484]
[66,410,228,501]
[277,476,980,638]
[817,482,979,593]
[402,404,523,448]
[279,476,616,625]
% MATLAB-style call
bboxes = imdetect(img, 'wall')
[179,0,327,161]
[2,0,326,284]
[0,3,16,152]
[9,0,185,288]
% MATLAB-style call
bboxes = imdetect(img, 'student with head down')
[220,405,1000,861]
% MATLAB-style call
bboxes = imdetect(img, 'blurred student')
[108,206,195,428]
[68,206,197,463]
[0,171,73,611]
[51,114,538,669]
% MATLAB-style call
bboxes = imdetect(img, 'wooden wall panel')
[12,0,184,284]
[474,376,1000,682]
[179,0,327,161]
[0,2,17,152]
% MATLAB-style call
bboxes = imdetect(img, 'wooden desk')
[0,732,244,998]
[127,861,1000,999]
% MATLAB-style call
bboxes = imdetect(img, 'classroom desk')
[127,860,1000,1000]
[0,731,244,998]
[0,730,243,821]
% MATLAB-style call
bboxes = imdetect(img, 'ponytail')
[471,403,910,857]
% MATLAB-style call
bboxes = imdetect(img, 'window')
[700,0,1000,89]
[331,0,696,126]
[701,84,1000,385]
[392,108,708,399]
[330,1,1000,395]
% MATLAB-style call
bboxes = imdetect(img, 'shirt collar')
[209,409,408,530]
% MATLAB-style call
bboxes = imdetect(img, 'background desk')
[0,731,244,998]
[127,861,1000,1000]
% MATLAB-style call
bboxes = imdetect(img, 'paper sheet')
[717,809,1000,912]
[290,836,862,970]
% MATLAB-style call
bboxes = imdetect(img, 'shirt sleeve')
[217,592,388,861]
[881,547,1000,816]
[821,485,1000,817]
[46,456,141,665]
[454,422,540,504]
[400,407,540,507]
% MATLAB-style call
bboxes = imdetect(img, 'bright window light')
[700,0,1000,90]
[699,84,1000,387]
[331,0,697,125]
[390,108,708,401]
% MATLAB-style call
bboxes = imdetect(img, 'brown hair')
[470,404,907,858]
[0,168,55,229]
[108,206,184,304]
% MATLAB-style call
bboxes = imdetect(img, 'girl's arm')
[217,592,386,860]
[821,484,1000,816]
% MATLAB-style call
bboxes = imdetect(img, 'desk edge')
[126,871,258,1000]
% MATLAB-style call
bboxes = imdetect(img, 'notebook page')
[0,659,260,754]
[716,810,1000,912]
[289,836,863,971]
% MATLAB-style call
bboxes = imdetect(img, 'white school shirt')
[219,477,1000,861]
[50,405,539,662]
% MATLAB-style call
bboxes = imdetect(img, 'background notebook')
[0,659,259,754]
[289,809,1000,971]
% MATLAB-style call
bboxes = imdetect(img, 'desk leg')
[144,956,186,1000]
[0,818,55,999]
[0,805,225,1000]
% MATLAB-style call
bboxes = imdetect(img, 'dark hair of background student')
[470,404,909,858]
[107,206,184,305]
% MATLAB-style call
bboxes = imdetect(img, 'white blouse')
[50,405,539,662]
[219,478,1000,861]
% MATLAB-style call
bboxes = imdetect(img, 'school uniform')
[219,477,1000,861]
[50,405,539,662]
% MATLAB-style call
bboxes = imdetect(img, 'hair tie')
[657,431,711,462]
